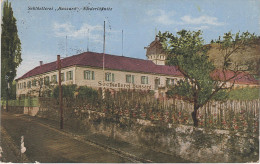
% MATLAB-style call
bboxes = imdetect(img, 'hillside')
[207,39,260,75]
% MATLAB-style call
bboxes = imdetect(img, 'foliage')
[1,0,22,100]
[53,84,77,98]
[52,84,98,101]
[76,86,98,101]
[37,90,259,134]
[212,31,258,71]
[159,30,258,126]
[158,30,217,126]
[9,81,17,100]
[6,87,259,134]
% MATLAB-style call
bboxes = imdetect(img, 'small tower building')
[145,37,167,65]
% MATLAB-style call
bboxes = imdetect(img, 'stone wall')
[4,103,259,162]
[2,106,24,114]
[64,110,259,163]
[24,107,39,116]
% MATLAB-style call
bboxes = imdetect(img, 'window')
[166,78,174,86]
[66,71,73,80]
[126,75,131,83]
[32,80,37,86]
[126,74,135,83]
[61,73,65,82]
[39,78,43,86]
[157,78,161,85]
[51,75,57,83]
[141,76,148,84]
[84,70,95,80]
[44,76,50,85]
[27,81,31,88]
[155,78,160,90]
[23,82,26,88]
[105,72,115,82]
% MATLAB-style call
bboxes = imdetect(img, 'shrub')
[77,86,98,101]
[52,84,77,98]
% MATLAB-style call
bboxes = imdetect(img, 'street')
[0,112,190,163]
[1,112,132,163]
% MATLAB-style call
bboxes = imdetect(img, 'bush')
[52,84,77,98]
[77,86,98,101]
[52,84,98,101]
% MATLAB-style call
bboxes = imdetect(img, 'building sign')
[98,81,151,90]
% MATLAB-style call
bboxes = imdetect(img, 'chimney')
[40,61,43,66]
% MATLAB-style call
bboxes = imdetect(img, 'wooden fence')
[37,89,259,134]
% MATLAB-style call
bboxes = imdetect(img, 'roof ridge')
[59,51,152,63]
[88,51,154,63]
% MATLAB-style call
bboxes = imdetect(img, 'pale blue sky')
[2,0,260,78]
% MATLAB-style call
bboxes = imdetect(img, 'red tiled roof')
[16,51,259,85]
[16,51,183,80]
[211,69,259,85]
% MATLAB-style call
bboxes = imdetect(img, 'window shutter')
[92,71,95,80]
[132,75,135,84]
[112,73,115,82]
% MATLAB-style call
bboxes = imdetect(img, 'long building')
[16,38,259,98]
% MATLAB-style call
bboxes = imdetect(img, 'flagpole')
[122,30,123,56]
[102,21,105,99]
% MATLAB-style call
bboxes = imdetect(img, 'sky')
[1,0,260,78]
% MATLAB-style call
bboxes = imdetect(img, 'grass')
[228,87,259,100]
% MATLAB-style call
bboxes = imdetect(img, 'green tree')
[213,31,259,72]
[159,30,257,126]
[1,0,22,110]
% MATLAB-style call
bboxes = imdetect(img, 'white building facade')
[16,38,183,98]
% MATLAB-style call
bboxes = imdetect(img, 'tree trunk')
[191,105,199,127]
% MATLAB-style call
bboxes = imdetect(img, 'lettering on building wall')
[98,81,151,90]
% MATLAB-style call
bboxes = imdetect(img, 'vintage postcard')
[1,0,259,163]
